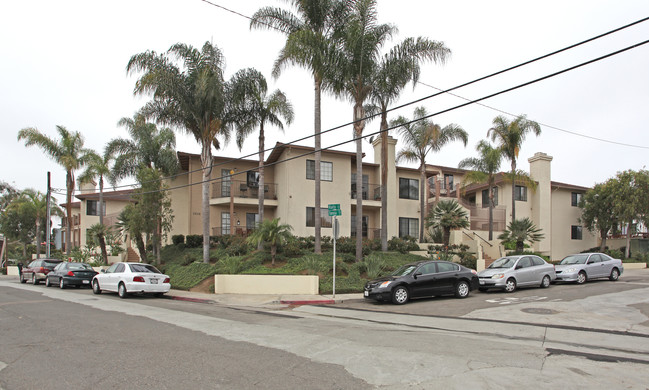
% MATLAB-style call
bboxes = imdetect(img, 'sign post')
[328,204,341,298]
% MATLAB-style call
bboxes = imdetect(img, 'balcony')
[351,183,382,204]
[211,180,279,207]
[212,226,254,237]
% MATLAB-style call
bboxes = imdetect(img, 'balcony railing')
[212,226,254,237]
[351,183,382,201]
[212,180,277,200]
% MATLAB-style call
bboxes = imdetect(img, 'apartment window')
[571,192,583,207]
[247,171,259,188]
[221,212,230,235]
[351,215,368,237]
[571,225,583,240]
[399,217,419,238]
[444,174,454,190]
[306,160,333,181]
[86,200,106,216]
[306,207,332,228]
[246,213,260,229]
[514,185,527,201]
[399,178,419,200]
[351,173,369,200]
[221,169,231,197]
[481,187,498,207]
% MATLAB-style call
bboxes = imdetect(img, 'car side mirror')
[413,272,422,279]
[515,265,523,270]
[100,269,106,273]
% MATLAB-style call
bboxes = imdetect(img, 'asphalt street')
[1,269,649,389]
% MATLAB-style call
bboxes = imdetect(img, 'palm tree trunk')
[66,170,73,257]
[99,177,104,226]
[510,160,516,224]
[136,235,147,263]
[201,141,212,264]
[419,165,426,243]
[258,123,265,251]
[488,183,494,241]
[98,234,108,265]
[35,219,41,259]
[380,110,388,251]
[314,77,322,254]
[271,245,276,266]
[354,102,365,262]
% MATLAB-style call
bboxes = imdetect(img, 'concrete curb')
[278,299,335,305]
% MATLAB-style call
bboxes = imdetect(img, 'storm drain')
[521,308,559,315]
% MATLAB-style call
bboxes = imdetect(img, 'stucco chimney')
[372,135,398,238]
[528,152,553,253]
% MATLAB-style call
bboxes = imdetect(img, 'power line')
[95,38,649,199]
[104,8,649,192]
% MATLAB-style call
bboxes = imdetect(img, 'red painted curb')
[280,300,335,305]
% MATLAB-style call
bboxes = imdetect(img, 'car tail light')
[133,276,145,283]
[39,267,46,273]
[163,277,170,283]
[471,270,478,275]
[67,271,75,276]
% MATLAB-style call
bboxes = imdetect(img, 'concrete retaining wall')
[214,274,319,295]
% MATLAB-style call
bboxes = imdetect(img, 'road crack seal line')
[545,348,649,365]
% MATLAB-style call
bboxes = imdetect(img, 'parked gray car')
[554,253,623,284]
[478,255,556,293]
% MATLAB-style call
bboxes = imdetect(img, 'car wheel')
[32,274,38,285]
[92,280,101,295]
[540,275,551,288]
[391,286,409,305]
[505,278,517,293]
[59,278,65,289]
[609,268,620,281]
[118,283,128,299]
[577,271,587,284]
[20,274,26,284]
[455,281,470,298]
[45,277,52,287]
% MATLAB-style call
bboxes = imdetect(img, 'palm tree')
[251,0,345,255]
[487,115,541,224]
[458,140,502,240]
[18,126,94,256]
[127,42,228,264]
[78,150,116,226]
[426,200,469,248]
[393,107,468,242]
[498,217,544,253]
[0,181,19,213]
[87,223,111,264]
[229,68,294,227]
[115,204,147,263]
[246,218,294,266]
[369,37,450,251]
[10,189,62,258]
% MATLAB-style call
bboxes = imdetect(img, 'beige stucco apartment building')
[65,136,597,261]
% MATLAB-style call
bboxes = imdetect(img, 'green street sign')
[328,204,341,216]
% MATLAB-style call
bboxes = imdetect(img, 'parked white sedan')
[554,253,623,284]
[92,262,170,298]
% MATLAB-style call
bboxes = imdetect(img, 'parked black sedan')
[45,262,98,289]
[364,260,479,304]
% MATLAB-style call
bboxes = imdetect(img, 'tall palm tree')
[18,126,94,256]
[11,189,62,258]
[246,218,293,266]
[393,107,468,242]
[78,149,116,226]
[458,140,503,240]
[229,68,294,227]
[369,37,450,251]
[127,42,229,263]
[251,0,345,254]
[327,0,396,261]
[426,200,469,247]
[487,115,541,224]
[498,217,544,253]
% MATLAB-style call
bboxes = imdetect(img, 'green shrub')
[165,262,218,290]
[181,253,198,266]
[388,236,419,253]
[364,254,386,279]
[186,235,202,248]
[172,235,185,245]
[301,255,326,275]
[607,249,624,260]
[223,236,252,256]
[219,255,244,274]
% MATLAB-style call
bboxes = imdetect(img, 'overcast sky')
[2,0,648,198]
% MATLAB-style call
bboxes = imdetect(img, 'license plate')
[150,279,158,284]
[364,290,369,297]
[82,280,89,284]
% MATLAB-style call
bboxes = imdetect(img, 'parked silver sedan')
[554,253,623,284]
[478,255,556,293]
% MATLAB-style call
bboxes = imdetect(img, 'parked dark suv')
[20,259,63,285]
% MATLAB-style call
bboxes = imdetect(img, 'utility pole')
[46,171,51,258]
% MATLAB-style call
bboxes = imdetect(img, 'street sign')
[328,204,341,216]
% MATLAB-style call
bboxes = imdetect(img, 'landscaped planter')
[214,274,319,295]
[623,262,647,269]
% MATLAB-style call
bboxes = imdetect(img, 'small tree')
[247,218,293,265]
[426,200,469,247]
[579,181,618,252]
[87,223,111,265]
[498,218,544,253]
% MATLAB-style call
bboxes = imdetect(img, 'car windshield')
[488,257,516,269]
[129,264,161,274]
[69,263,93,270]
[560,255,588,265]
[391,265,417,277]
